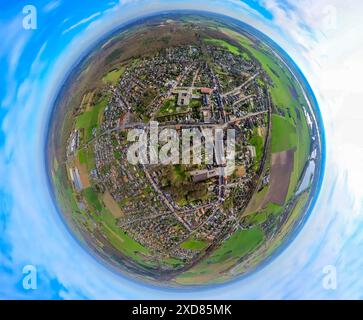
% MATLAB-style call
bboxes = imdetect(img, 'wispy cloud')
[43,0,62,13]
[62,12,102,35]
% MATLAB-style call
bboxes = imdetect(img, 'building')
[200,87,214,95]
[190,169,220,183]
[174,89,192,106]
[202,108,211,123]
[246,145,257,158]
[202,94,209,106]
[69,167,83,192]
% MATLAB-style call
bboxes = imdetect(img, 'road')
[221,72,259,98]
[232,94,256,107]
[142,165,192,232]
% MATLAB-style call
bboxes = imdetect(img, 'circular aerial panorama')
[48,12,323,286]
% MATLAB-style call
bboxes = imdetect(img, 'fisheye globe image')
[48,12,323,286]
[8,0,363,304]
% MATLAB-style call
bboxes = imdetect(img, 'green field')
[180,238,208,251]
[52,167,80,220]
[83,187,102,211]
[249,128,264,170]
[76,96,109,142]
[206,227,264,264]
[175,227,264,284]
[170,165,190,186]
[100,209,152,257]
[158,98,177,115]
[77,186,156,266]
[263,191,309,258]
[78,148,87,164]
[271,114,297,153]
[162,257,184,267]
[66,180,185,269]
[189,99,202,109]
[204,38,241,56]
[246,203,282,225]
[102,67,125,85]
[77,146,95,170]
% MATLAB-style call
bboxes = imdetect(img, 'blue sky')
[1,0,363,299]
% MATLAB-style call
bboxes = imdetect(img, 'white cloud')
[43,0,62,13]
[62,12,102,35]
